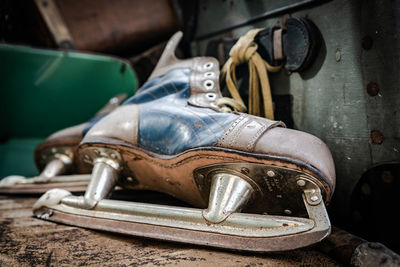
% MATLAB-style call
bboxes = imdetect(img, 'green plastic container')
[0,44,138,177]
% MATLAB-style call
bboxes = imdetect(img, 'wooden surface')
[0,196,342,266]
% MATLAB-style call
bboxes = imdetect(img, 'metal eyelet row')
[196,61,217,102]
[203,62,216,94]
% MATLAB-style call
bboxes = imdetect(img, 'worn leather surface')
[255,27,276,65]
[188,57,223,111]
[255,18,319,72]
[82,31,335,192]
[148,32,223,111]
[84,105,140,145]
[283,18,317,72]
[121,68,237,155]
[216,113,335,189]
[217,114,286,152]
[254,127,335,189]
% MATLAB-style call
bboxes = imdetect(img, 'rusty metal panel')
[193,0,400,227]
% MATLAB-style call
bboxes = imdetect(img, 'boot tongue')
[123,68,191,105]
[130,31,224,110]
[148,31,183,80]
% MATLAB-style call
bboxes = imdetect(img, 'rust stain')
[370,130,383,144]
[366,82,379,96]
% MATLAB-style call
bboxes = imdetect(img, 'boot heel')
[80,147,122,209]
[202,173,254,223]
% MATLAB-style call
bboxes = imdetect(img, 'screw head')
[362,35,373,50]
[381,171,393,184]
[370,130,383,144]
[366,82,379,96]
[284,209,292,215]
[266,170,275,177]
[335,49,341,62]
[297,179,306,187]
[310,195,319,202]
[241,167,250,175]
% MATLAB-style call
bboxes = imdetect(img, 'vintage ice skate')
[0,94,127,194]
[34,32,336,252]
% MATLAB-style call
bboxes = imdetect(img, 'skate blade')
[33,186,330,252]
[0,174,90,194]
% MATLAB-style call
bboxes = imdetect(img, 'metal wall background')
[193,0,400,225]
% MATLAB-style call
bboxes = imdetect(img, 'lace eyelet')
[203,62,214,70]
[204,72,215,78]
[206,93,217,100]
[203,80,214,90]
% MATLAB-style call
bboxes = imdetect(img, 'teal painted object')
[0,138,44,178]
[0,44,138,138]
[0,44,138,178]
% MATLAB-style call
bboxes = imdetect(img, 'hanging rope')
[220,28,281,119]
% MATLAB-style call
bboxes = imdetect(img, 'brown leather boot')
[34,32,335,252]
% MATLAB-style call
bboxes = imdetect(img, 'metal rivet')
[110,153,117,159]
[241,167,250,175]
[197,174,204,179]
[366,82,379,96]
[335,49,341,62]
[84,154,90,160]
[381,171,393,184]
[206,93,216,100]
[203,80,214,90]
[361,183,371,196]
[204,72,215,78]
[126,177,134,183]
[362,35,373,50]
[94,149,100,155]
[266,170,275,177]
[297,179,306,187]
[310,195,319,202]
[370,130,383,144]
[284,209,292,215]
[51,148,57,153]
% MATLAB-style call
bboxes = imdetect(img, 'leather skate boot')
[0,94,127,194]
[34,32,335,252]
